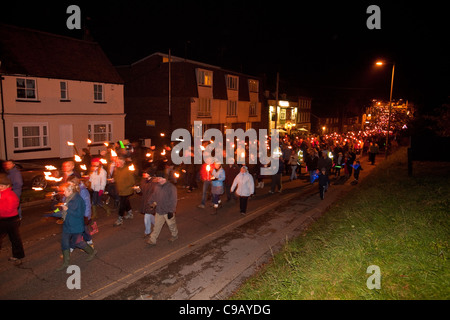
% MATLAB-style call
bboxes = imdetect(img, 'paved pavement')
[0,155,379,300]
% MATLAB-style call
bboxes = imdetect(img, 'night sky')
[1,0,448,114]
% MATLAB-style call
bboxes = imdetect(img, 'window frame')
[88,121,113,144]
[60,81,69,101]
[198,98,212,117]
[226,75,239,91]
[16,78,37,100]
[248,79,259,93]
[249,102,257,117]
[93,84,104,102]
[197,69,213,87]
[227,100,238,117]
[13,122,49,151]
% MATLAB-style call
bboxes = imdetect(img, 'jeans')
[201,180,211,205]
[144,213,155,235]
[290,165,297,180]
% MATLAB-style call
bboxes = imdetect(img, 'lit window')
[249,79,259,93]
[197,69,212,86]
[88,121,112,143]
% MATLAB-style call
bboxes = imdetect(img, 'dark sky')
[1,0,448,113]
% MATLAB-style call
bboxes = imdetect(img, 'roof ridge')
[0,23,99,45]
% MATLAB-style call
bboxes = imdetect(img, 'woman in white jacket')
[230,166,255,215]
[89,158,108,218]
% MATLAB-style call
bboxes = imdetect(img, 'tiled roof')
[0,24,123,84]
[117,52,262,100]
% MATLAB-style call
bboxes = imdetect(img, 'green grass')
[231,148,450,300]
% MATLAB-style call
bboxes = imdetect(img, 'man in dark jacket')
[223,162,240,201]
[317,151,333,176]
[146,174,178,246]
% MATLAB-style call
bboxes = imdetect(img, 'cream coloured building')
[0,24,125,161]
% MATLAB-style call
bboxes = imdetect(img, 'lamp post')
[376,61,395,159]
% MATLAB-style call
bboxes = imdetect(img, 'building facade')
[0,24,125,161]
[267,93,312,134]
[116,53,263,146]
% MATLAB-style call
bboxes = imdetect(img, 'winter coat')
[0,187,19,218]
[139,177,158,214]
[89,167,107,192]
[211,167,225,195]
[113,165,136,196]
[289,152,299,166]
[63,193,86,234]
[231,172,255,197]
[149,181,177,215]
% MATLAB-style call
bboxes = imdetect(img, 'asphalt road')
[0,155,378,300]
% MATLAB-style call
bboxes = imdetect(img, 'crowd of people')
[0,130,391,268]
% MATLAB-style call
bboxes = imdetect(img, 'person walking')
[137,168,158,239]
[368,142,379,165]
[351,160,364,183]
[269,157,284,194]
[89,158,110,218]
[197,160,213,209]
[146,174,178,246]
[67,176,94,248]
[288,149,299,181]
[56,182,96,271]
[211,162,225,211]
[305,149,319,184]
[318,168,330,200]
[230,166,255,215]
[112,157,136,227]
[2,160,23,219]
[0,174,25,266]
[223,161,240,202]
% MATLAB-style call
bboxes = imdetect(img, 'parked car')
[13,162,58,190]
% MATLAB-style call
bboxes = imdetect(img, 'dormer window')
[226,75,238,90]
[197,69,212,86]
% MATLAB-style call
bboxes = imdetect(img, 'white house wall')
[1,75,125,160]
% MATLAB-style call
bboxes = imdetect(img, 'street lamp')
[375,60,395,159]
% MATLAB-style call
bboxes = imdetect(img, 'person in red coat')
[0,173,25,266]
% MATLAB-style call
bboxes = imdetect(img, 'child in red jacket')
[0,173,25,265]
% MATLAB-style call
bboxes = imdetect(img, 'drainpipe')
[0,61,8,160]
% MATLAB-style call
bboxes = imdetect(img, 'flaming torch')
[67,141,79,155]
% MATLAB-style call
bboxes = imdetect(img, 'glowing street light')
[375,60,395,159]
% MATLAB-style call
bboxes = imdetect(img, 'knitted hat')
[0,173,12,186]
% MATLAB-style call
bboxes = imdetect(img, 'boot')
[91,205,98,219]
[84,245,97,262]
[56,250,70,271]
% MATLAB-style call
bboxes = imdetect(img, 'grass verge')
[231,148,449,300]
